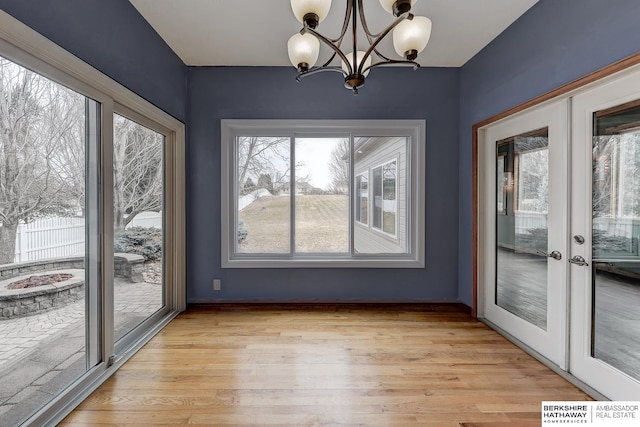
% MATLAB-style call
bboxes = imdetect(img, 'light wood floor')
[61,304,590,426]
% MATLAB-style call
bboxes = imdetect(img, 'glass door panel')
[496,129,549,330]
[570,70,640,400]
[112,114,165,342]
[0,57,100,425]
[482,99,567,368]
[592,103,640,382]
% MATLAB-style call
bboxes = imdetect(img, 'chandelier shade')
[287,0,432,94]
[288,33,321,72]
[341,51,372,77]
[290,0,332,27]
[378,0,416,16]
[392,16,432,59]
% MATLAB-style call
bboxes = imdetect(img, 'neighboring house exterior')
[353,136,407,254]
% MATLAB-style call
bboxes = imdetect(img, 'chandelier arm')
[330,0,353,44]
[371,48,394,62]
[357,0,383,39]
[296,66,348,82]
[357,13,413,75]
[361,60,421,75]
[303,1,351,44]
[320,52,338,68]
[304,26,354,74]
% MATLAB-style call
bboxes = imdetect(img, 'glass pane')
[496,129,549,330]
[236,136,291,254]
[294,138,348,253]
[354,137,408,254]
[113,114,164,342]
[0,57,97,425]
[592,102,640,381]
[382,161,397,235]
[372,166,383,230]
[356,174,368,225]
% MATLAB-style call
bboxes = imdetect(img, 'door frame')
[472,51,640,318]
[472,51,640,399]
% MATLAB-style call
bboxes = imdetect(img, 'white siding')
[354,136,407,254]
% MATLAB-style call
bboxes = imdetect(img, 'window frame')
[221,119,425,268]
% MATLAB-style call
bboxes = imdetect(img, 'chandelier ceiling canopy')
[287,0,432,94]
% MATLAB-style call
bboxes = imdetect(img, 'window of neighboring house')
[221,120,425,268]
[355,172,368,225]
[372,159,397,237]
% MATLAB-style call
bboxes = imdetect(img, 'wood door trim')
[471,50,640,317]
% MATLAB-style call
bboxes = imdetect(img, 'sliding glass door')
[0,55,101,426]
[0,21,184,424]
[112,112,168,345]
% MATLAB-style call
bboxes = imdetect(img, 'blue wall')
[457,0,640,306]
[187,66,460,302]
[7,0,640,305]
[0,0,187,121]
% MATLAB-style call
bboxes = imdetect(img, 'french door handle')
[537,250,562,260]
[569,255,589,266]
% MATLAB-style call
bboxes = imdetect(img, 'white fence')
[11,212,162,263]
[127,211,163,229]
[13,217,85,262]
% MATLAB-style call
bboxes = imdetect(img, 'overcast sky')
[296,138,345,190]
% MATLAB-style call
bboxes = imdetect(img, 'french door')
[570,71,640,399]
[480,99,568,368]
[480,69,640,400]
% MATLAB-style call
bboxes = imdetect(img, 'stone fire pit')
[0,253,144,319]
[0,269,84,319]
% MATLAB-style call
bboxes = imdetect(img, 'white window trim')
[0,10,186,427]
[221,119,425,268]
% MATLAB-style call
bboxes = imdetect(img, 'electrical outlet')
[213,279,222,291]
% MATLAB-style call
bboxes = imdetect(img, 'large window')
[221,120,425,267]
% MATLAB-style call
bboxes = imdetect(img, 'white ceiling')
[129,0,538,68]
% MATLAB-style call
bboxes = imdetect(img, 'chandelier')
[287,0,432,94]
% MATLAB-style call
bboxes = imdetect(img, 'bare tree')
[237,136,289,194]
[328,139,349,194]
[0,60,84,264]
[113,114,163,232]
